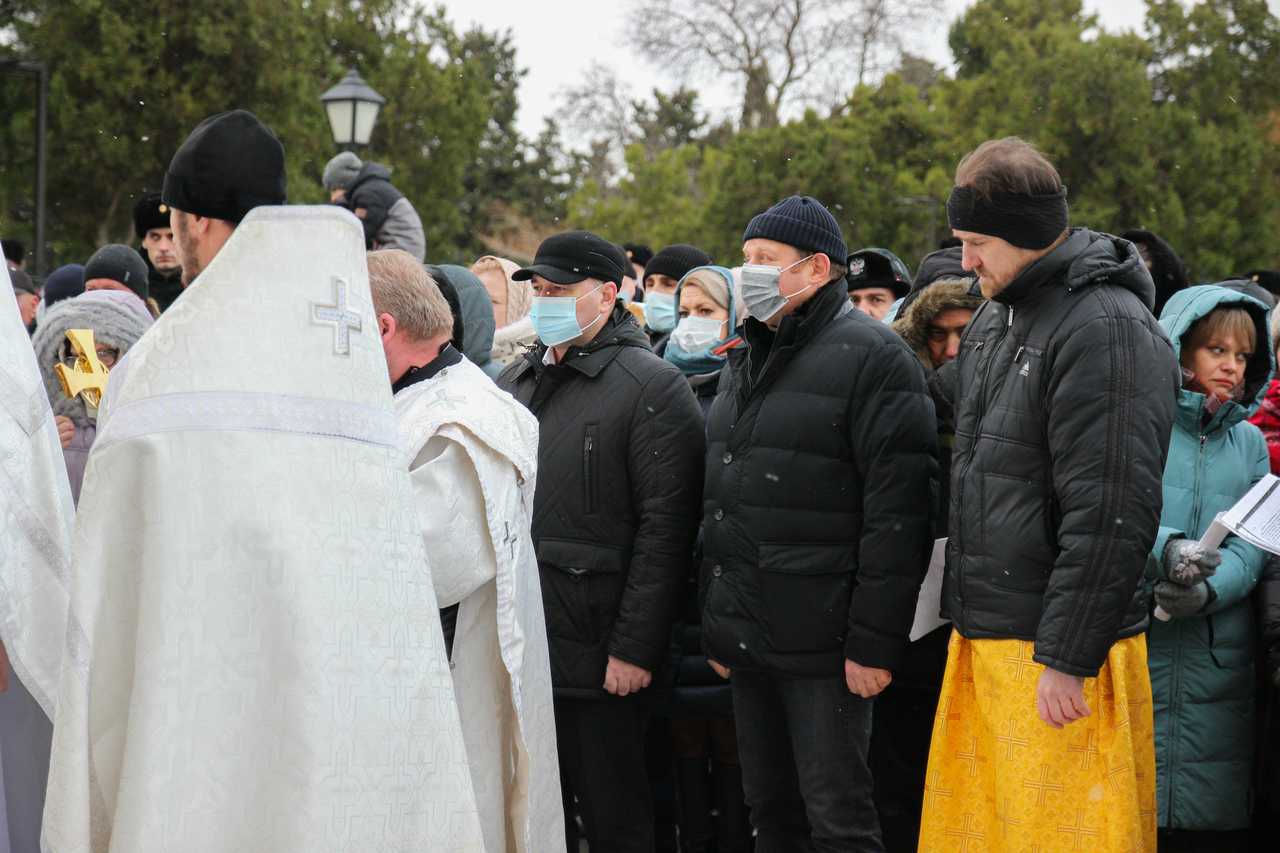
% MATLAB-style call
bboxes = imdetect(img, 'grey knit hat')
[323,151,363,192]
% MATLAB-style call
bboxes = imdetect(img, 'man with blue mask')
[641,243,712,352]
[498,230,705,853]
[700,194,938,851]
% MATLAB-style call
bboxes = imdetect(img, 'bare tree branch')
[628,0,944,125]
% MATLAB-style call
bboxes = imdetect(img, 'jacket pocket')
[981,472,1055,593]
[538,538,627,643]
[757,542,856,653]
[583,425,599,515]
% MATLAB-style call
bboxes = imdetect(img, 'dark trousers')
[868,682,941,852]
[732,671,883,853]
[556,695,654,852]
[1158,828,1251,852]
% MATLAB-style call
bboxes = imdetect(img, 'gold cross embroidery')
[995,798,1023,838]
[54,329,109,417]
[1003,642,1039,683]
[1024,763,1065,806]
[1068,731,1100,771]
[996,719,1030,761]
[942,813,985,853]
[955,736,987,778]
[1105,757,1134,793]
[1056,809,1099,851]
[936,697,962,736]
[923,767,953,810]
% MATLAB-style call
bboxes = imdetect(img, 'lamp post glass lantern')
[321,68,385,147]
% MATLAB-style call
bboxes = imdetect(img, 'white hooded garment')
[41,206,483,853]
[394,355,564,853]
[0,264,75,853]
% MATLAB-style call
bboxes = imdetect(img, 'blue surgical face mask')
[740,254,815,322]
[645,291,678,332]
[530,284,605,347]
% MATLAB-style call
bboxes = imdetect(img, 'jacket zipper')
[1165,431,1205,826]
[954,305,1014,592]
[583,433,596,514]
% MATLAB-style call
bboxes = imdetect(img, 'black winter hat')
[133,193,172,239]
[83,244,151,299]
[162,110,286,224]
[644,244,712,284]
[1119,229,1189,317]
[42,264,85,309]
[742,195,848,265]
[897,246,978,317]
[2,238,24,266]
[846,247,912,298]
[623,243,653,268]
[513,230,628,286]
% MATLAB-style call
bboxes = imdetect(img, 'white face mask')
[670,315,725,352]
[739,254,815,321]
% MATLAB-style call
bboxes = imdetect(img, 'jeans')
[732,670,883,853]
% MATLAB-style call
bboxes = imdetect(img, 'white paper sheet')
[910,538,950,642]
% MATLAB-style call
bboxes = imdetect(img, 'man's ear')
[811,253,832,284]
[378,312,396,341]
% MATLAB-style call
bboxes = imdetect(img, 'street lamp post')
[1,60,48,278]
[320,68,385,150]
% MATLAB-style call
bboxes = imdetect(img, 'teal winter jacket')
[1148,284,1273,830]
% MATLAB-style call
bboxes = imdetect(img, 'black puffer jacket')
[942,228,1180,677]
[700,280,938,677]
[498,305,705,695]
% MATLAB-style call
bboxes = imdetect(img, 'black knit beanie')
[83,244,151,299]
[163,110,286,224]
[644,244,713,284]
[742,195,848,265]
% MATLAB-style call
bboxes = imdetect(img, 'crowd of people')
[3,108,1280,853]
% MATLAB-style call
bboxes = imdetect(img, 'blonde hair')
[366,249,453,341]
[1181,306,1256,369]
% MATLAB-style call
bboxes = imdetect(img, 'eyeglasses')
[60,346,118,369]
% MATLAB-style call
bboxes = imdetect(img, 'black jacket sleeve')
[609,366,706,670]
[844,340,939,671]
[349,181,395,245]
[1036,307,1178,676]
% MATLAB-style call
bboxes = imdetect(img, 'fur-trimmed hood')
[30,291,153,426]
[891,279,984,370]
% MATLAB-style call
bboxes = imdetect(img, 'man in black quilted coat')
[699,195,938,851]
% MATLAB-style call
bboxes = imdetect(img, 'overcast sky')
[434,0,1163,141]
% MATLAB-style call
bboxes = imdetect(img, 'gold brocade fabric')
[918,633,1156,853]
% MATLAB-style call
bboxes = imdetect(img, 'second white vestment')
[394,356,564,853]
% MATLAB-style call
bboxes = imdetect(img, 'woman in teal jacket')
[1149,284,1273,851]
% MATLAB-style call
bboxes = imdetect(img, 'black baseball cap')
[513,230,627,286]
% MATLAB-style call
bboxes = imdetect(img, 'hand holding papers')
[1155,473,1280,621]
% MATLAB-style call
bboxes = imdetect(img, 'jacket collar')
[743,277,852,354]
[516,304,650,381]
[994,229,1090,306]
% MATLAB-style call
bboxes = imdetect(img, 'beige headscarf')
[471,255,530,325]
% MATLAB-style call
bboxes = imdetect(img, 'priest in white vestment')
[42,110,484,853]
[367,250,564,853]
[0,265,75,853]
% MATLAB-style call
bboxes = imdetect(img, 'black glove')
[1153,580,1215,619]
[1161,539,1221,585]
